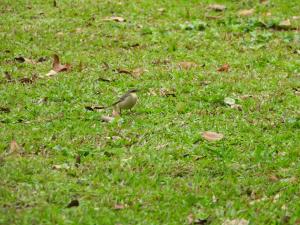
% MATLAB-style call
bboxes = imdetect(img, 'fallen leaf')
[36,97,48,105]
[188,213,209,224]
[116,68,132,74]
[279,19,291,28]
[208,4,226,12]
[238,9,254,17]
[217,64,230,72]
[9,140,22,154]
[224,97,236,106]
[112,109,120,117]
[201,131,224,141]
[52,164,70,170]
[160,88,176,97]
[205,15,223,20]
[178,61,197,70]
[132,68,146,78]
[37,57,47,63]
[102,16,126,22]
[85,105,106,111]
[46,54,71,76]
[0,107,10,113]
[67,199,79,208]
[152,59,171,65]
[19,77,33,84]
[230,104,242,111]
[269,174,279,182]
[101,115,115,122]
[97,77,115,82]
[292,16,300,20]
[222,219,249,225]
[14,56,36,64]
[102,62,110,71]
[114,204,126,210]
[75,154,81,167]
[4,72,13,81]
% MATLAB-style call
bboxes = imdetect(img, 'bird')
[112,89,139,115]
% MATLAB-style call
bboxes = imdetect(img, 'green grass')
[1,0,300,224]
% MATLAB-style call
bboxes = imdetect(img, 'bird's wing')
[112,92,130,106]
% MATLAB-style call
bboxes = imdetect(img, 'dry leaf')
[114,204,126,210]
[4,72,13,81]
[0,107,10,113]
[222,219,249,225]
[75,154,81,167]
[14,56,36,64]
[85,105,106,111]
[269,174,279,182]
[132,68,146,78]
[101,115,115,122]
[9,140,21,153]
[224,97,235,106]
[208,4,226,12]
[279,19,291,27]
[188,213,209,224]
[178,61,197,70]
[217,64,230,72]
[292,16,300,20]
[112,109,120,117]
[67,199,79,208]
[238,9,254,17]
[116,68,132,74]
[103,16,125,22]
[160,88,176,97]
[201,131,224,141]
[205,15,223,20]
[46,54,71,76]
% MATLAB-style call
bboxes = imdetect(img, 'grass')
[1,0,300,224]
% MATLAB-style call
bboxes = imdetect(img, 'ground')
[1,0,300,224]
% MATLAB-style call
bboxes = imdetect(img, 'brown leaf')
[112,109,120,117]
[46,54,71,76]
[188,213,209,224]
[4,72,13,82]
[132,68,146,78]
[178,61,197,70]
[14,56,36,64]
[52,54,71,73]
[217,64,230,72]
[160,88,176,97]
[269,174,279,182]
[85,105,106,111]
[152,59,171,65]
[201,131,224,141]
[114,204,126,210]
[67,199,79,208]
[19,77,33,84]
[9,140,21,154]
[238,9,254,17]
[205,15,223,20]
[101,115,115,122]
[222,219,249,225]
[116,68,132,74]
[75,154,81,167]
[0,107,10,113]
[208,4,226,12]
[279,19,291,28]
[102,16,126,22]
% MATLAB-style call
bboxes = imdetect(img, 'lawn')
[1,0,300,224]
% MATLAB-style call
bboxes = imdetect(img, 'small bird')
[112,89,139,115]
